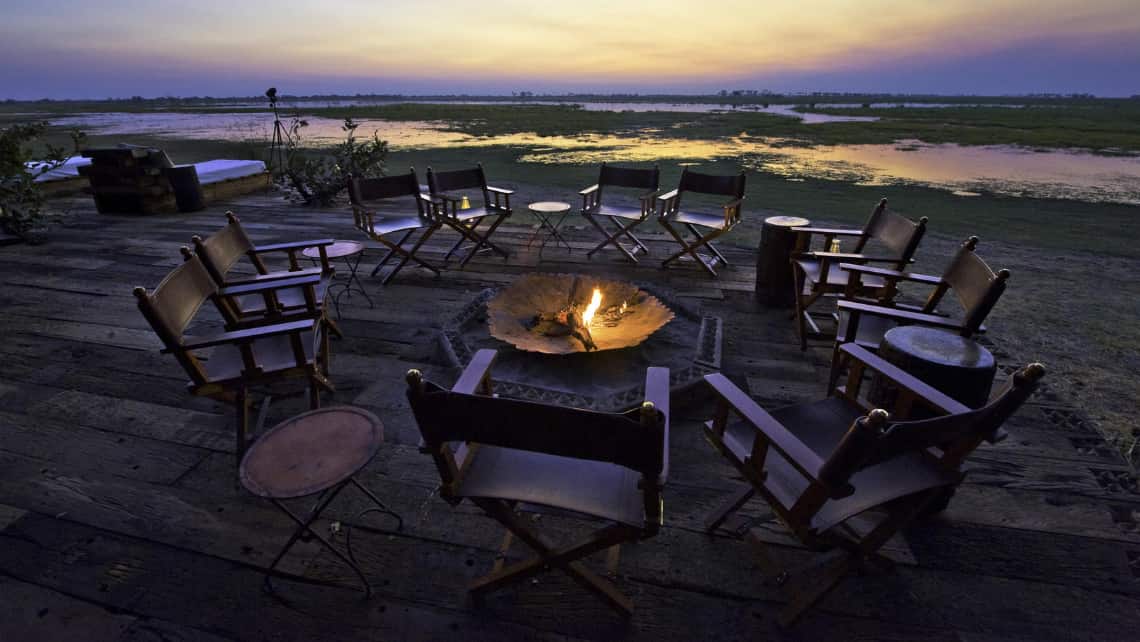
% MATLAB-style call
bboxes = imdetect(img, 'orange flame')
[581,287,602,326]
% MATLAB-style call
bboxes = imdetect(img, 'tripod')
[266,88,290,173]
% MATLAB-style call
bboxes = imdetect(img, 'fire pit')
[436,276,723,412]
[488,274,675,354]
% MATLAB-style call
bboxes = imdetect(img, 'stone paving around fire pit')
[0,192,1137,642]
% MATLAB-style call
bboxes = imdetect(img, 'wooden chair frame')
[406,349,670,616]
[828,236,1010,387]
[791,199,928,350]
[349,169,443,285]
[135,256,333,465]
[657,168,746,277]
[580,163,660,263]
[702,344,1043,626]
[427,163,512,267]
[185,211,337,334]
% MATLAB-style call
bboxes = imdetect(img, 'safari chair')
[185,211,337,333]
[829,236,1010,388]
[134,255,333,464]
[791,199,927,350]
[406,349,669,616]
[427,164,512,267]
[702,343,1044,626]
[580,163,660,263]
[349,169,443,285]
[657,168,746,277]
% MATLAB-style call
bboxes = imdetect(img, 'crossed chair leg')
[441,217,510,267]
[659,221,731,276]
[742,490,939,628]
[368,224,442,285]
[584,215,650,263]
[470,499,638,616]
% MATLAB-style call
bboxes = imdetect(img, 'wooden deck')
[1,192,1137,642]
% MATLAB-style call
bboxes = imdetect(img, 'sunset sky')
[2,0,1138,99]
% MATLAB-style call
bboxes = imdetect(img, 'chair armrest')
[224,267,323,286]
[486,185,514,195]
[839,344,971,415]
[792,226,864,237]
[644,366,671,485]
[177,318,314,351]
[216,273,320,297]
[253,239,335,253]
[453,348,497,395]
[579,184,599,195]
[704,373,825,481]
[799,251,906,263]
[837,263,943,286]
[657,189,679,202]
[837,300,965,331]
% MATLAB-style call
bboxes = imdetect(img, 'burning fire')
[581,288,602,327]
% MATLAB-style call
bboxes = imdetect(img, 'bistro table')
[527,201,573,254]
[240,406,402,596]
[303,240,373,319]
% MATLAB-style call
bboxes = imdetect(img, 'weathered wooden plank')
[0,410,208,484]
[0,576,136,642]
[0,514,582,642]
[0,451,318,574]
[26,389,231,452]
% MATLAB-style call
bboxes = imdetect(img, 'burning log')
[488,274,675,355]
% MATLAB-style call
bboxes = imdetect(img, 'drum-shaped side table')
[870,326,997,417]
[240,406,402,596]
[755,216,810,308]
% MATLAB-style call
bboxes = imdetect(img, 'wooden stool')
[871,326,997,417]
[755,215,810,307]
[240,406,402,596]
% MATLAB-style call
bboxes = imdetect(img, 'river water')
[45,109,1140,205]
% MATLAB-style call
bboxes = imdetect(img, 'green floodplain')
[4,94,1139,459]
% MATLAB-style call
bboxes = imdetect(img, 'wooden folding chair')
[657,168,746,277]
[349,169,443,285]
[427,164,512,267]
[702,343,1044,627]
[406,349,669,616]
[184,211,336,334]
[134,255,333,465]
[580,163,660,263]
[791,199,927,350]
[829,236,1010,387]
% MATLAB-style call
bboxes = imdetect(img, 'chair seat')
[720,397,959,534]
[665,210,730,230]
[585,204,646,221]
[237,277,330,315]
[448,205,510,222]
[796,259,887,289]
[455,445,645,528]
[197,328,317,382]
[368,214,434,236]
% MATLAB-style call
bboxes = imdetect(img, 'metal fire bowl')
[437,280,723,413]
[487,273,675,354]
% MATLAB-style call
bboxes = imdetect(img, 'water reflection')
[45,112,1140,205]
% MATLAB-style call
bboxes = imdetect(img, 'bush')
[0,123,85,239]
[275,117,388,207]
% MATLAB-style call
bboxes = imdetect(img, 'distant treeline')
[3,92,1139,111]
